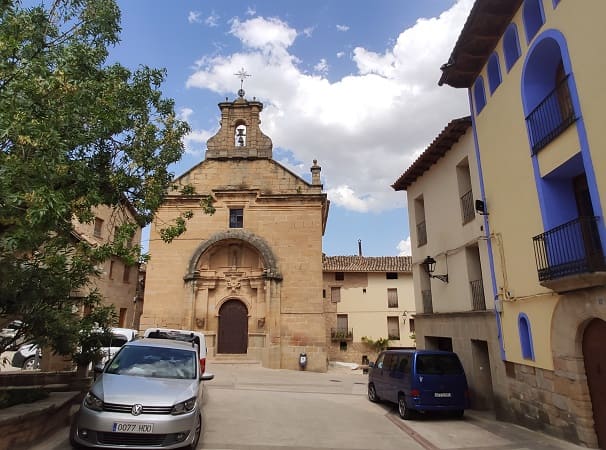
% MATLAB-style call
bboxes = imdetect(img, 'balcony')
[422,290,433,314]
[460,190,475,224]
[533,216,606,292]
[526,74,577,154]
[331,328,353,341]
[470,279,486,311]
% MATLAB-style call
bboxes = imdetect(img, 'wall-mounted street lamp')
[421,256,449,283]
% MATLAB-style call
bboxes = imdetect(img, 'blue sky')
[109,0,473,257]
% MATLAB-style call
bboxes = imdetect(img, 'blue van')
[368,349,469,419]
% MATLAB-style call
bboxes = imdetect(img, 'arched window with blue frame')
[473,77,487,114]
[503,24,521,72]
[487,53,502,94]
[518,313,535,360]
[523,0,545,43]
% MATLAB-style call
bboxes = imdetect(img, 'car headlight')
[84,392,103,411]
[171,397,196,415]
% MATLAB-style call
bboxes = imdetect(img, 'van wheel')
[398,395,414,420]
[452,409,465,419]
[368,383,380,402]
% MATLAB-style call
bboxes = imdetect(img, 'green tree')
[0,0,197,363]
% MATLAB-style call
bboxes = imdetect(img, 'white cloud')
[186,1,473,213]
[246,7,256,16]
[178,107,194,122]
[188,11,202,24]
[182,129,215,158]
[314,58,328,74]
[397,237,412,256]
[229,16,297,52]
[205,12,220,27]
[336,51,345,58]
[336,24,349,32]
[302,26,314,38]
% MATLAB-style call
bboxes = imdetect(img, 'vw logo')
[131,404,143,416]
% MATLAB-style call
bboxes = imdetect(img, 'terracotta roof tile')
[323,255,412,273]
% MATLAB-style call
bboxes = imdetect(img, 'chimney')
[358,239,362,256]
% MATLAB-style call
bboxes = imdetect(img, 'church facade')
[141,92,330,372]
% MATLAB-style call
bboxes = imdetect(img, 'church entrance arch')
[218,299,248,354]
[583,318,606,448]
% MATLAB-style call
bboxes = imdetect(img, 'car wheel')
[22,356,38,370]
[185,412,202,449]
[368,383,380,403]
[398,395,414,420]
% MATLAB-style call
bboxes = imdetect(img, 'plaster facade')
[322,256,414,364]
[394,119,507,412]
[439,0,606,446]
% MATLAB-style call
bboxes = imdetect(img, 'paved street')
[30,361,587,450]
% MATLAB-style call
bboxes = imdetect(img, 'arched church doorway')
[218,299,248,354]
[583,318,606,447]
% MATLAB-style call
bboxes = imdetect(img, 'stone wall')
[501,359,596,447]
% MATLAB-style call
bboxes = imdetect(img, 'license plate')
[112,422,154,433]
[434,392,452,398]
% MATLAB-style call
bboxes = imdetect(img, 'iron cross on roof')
[234,68,251,98]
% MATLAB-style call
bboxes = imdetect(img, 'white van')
[143,328,209,375]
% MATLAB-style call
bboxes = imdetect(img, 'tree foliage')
[0,0,191,361]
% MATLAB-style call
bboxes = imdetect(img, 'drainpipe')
[468,89,506,361]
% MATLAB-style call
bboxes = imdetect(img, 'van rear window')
[416,354,463,375]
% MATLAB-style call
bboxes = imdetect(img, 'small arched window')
[487,53,502,94]
[518,313,535,360]
[523,0,545,43]
[473,77,487,114]
[503,24,521,72]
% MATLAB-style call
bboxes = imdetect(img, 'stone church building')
[141,91,330,372]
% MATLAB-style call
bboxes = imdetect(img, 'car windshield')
[106,345,197,380]
[416,354,464,375]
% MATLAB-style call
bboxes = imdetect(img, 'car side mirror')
[368,361,375,368]
[93,362,105,373]
[200,372,214,382]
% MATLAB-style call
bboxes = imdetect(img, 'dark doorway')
[218,300,248,354]
[471,340,494,410]
[583,319,606,448]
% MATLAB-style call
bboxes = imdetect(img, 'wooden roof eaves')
[391,116,472,191]
[438,0,523,88]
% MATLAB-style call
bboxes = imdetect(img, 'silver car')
[70,338,214,449]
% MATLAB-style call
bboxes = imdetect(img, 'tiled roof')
[438,0,523,88]
[392,116,471,191]
[323,255,412,273]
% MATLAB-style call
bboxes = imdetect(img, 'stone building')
[141,91,330,372]
[323,255,414,365]
[74,204,144,330]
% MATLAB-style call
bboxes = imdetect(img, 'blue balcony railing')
[526,75,577,154]
[533,216,606,281]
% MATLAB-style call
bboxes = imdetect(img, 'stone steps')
[208,354,260,364]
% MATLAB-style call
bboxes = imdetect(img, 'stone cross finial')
[234,68,251,98]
